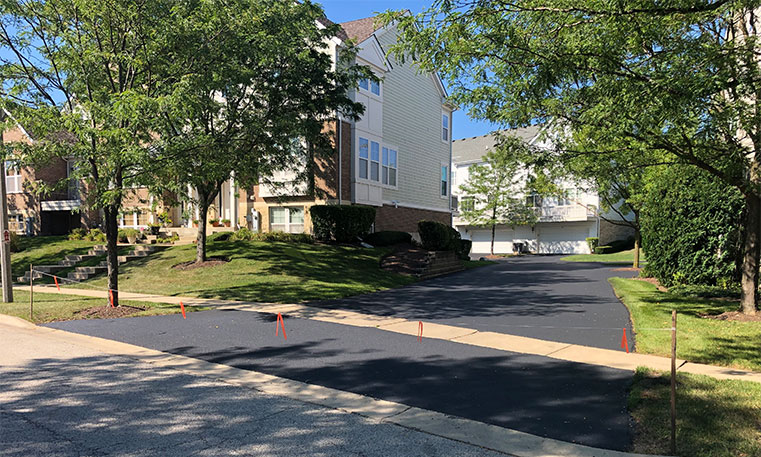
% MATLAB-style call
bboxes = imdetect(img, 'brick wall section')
[340,120,351,203]
[599,219,635,245]
[314,121,338,200]
[374,204,451,233]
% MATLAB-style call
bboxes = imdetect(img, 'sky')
[318,0,499,140]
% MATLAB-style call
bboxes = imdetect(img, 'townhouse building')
[452,127,634,254]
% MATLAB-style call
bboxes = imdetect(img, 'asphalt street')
[309,255,637,351]
[47,309,634,451]
[1,324,508,457]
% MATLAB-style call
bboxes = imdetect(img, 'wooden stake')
[670,309,677,455]
[29,263,33,320]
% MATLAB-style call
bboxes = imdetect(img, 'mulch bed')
[612,267,642,272]
[73,305,147,319]
[172,257,229,270]
[633,276,669,292]
[702,311,761,322]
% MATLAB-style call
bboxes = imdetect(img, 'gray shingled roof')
[452,126,542,164]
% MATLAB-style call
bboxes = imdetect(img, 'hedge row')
[310,205,376,243]
[418,220,471,259]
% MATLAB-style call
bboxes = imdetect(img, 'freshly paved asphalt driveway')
[310,255,637,351]
[47,310,633,451]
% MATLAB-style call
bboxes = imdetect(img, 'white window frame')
[269,206,305,234]
[358,76,382,99]
[381,145,398,188]
[5,161,22,194]
[440,162,449,198]
[357,134,398,189]
[370,140,380,182]
[441,111,450,143]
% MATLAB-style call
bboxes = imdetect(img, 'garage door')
[537,224,590,254]
[470,229,513,254]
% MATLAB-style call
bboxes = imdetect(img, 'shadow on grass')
[629,368,761,457]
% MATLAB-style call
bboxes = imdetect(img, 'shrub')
[310,205,375,243]
[229,227,314,243]
[418,220,460,251]
[118,228,141,243]
[608,237,635,253]
[595,245,612,254]
[641,165,744,287]
[364,230,412,246]
[68,227,88,240]
[69,228,105,242]
[456,239,472,259]
[586,237,599,253]
[8,231,20,253]
[86,228,106,242]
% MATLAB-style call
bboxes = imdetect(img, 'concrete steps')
[18,244,161,283]
[17,245,107,282]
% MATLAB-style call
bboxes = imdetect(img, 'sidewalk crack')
[544,344,573,357]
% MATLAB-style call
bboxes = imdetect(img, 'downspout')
[337,119,342,204]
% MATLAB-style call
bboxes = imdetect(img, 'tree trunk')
[195,185,220,264]
[740,193,760,315]
[490,206,497,255]
[196,197,209,264]
[104,205,119,307]
[633,228,641,269]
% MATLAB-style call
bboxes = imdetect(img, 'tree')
[640,165,745,288]
[0,0,174,306]
[458,136,537,255]
[534,127,648,268]
[151,0,367,263]
[382,1,761,314]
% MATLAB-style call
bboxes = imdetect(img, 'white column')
[229,172,237,228]
[187,184,194,228]
[149,195,154,224]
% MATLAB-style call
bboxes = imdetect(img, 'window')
[370,141,380,181]
[442,113,450,142]
[441,165,448,197]
[526,193,543,208]
[359,138,369,179]
[5,161,21,193]
[461,197,475,212]
[382,147,397,186]
[270,207,305,233]
[359,78,380,96]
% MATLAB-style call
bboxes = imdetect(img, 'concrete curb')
[4,321,659,457]
[15,285,761,384]
[0,313,36,329]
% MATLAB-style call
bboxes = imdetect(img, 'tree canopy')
[381,0,761,314]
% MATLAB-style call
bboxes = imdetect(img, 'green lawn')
[629,367,761,457]
[562,248,643,264]
[0,290,192,324]
[84,240,417,303]
[12,235,97,278]
[610,277,761,372]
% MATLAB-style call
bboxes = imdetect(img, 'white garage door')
[470,228,513,254]
[538,224,591,254]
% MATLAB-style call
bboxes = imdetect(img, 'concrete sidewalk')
[18,284,761,384]
[1,317,657,457]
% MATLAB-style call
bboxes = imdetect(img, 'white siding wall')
[374,25,452,211]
